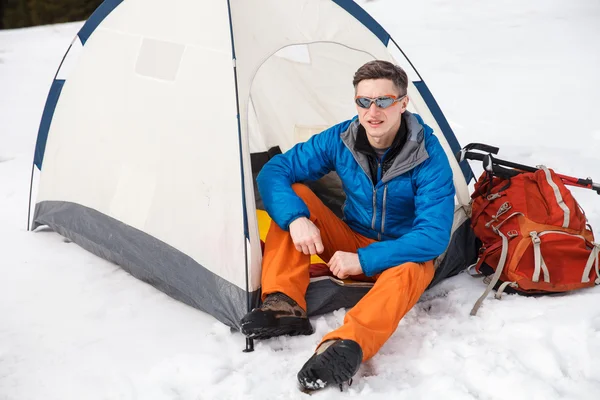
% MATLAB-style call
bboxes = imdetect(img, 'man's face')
[355,79,408,146]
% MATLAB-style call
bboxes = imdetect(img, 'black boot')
[240,292,314,339]
[297,339,363,391]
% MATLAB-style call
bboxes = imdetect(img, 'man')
[241,60,455,390]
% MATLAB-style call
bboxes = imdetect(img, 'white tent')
[30,0,476,331]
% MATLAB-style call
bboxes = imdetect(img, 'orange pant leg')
[261,184,364,311]
[319,260,435,361]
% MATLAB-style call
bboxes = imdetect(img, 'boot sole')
[297,340,362,390]
[241,315,314,340]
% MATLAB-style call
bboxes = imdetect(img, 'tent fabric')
[35,0,249,293]
[33,201,256,329]
[429,217,478,288]
[331,0,390,45]
[413,80,473,183]
[31,0,476,331]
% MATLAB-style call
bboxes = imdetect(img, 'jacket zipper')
[381,185,388,235]
[371,188,377,231]
[373,160,383,239]
[347,152,382,239]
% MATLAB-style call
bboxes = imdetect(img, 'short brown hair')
[353,60,408,96]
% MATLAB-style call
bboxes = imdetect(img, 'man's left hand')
[328,251,363,279]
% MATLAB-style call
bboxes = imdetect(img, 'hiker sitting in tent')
[241,60,455,390]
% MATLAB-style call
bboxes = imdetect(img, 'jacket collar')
[354,114,408,161]
[340,110,429,184]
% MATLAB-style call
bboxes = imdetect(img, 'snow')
[1,1,600,399]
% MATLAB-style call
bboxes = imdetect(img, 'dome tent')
[29,0,476,333]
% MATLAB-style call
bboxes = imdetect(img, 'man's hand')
[328,251,363,279]
[289,217,324,255]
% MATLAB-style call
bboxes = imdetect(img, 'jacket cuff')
[357,248,374,277]
[281,211,310,231]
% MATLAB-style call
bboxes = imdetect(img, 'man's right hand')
[289,217,324,255]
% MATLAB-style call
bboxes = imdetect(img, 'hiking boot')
[297,339,363,391]
[240,292,314,339]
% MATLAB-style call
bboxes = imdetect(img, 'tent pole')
[26,163,35,231]
[389,37,424,82]
[225,0,255,353]
[243,338,254,353]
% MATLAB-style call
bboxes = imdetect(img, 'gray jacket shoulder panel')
[382,111,429,183]
[339,111,429,184]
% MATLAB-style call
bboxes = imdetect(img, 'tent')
[29,0,477,333]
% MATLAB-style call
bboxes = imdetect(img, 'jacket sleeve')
[257,120,351,230]
[357,133,455,276]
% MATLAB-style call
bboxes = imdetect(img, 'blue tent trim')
[34,0,123,169]
[78,0,124,45]
[413,80,473,183]
[34,79,65,170]
[332,0,389,45]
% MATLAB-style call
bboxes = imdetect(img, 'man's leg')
[241,183,363,338]
[318,260,435,361]
[297,260,435,390]
[260,183,364,311]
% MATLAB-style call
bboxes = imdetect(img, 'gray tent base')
[33,201,476,335]
[33,200,261,330]
[429,218,478,289]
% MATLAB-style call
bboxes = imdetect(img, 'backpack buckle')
[529,231,541,244]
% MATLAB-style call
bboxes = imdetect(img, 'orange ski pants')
[261,184,435,361]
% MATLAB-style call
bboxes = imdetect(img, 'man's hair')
[352,60,408,96]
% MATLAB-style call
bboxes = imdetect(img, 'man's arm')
[357,137,455,276]
[257,120,351,231]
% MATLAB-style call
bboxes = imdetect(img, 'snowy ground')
[1,1,600,399]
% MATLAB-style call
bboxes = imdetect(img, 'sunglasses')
[354,94,406,109]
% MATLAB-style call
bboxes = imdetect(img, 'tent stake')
[243,337,254,353]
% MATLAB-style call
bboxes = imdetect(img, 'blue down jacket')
[257,111,455,277]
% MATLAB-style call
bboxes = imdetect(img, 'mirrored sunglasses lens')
[356,97,372,108]
[375,97,395,108]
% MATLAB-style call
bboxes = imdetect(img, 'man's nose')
[368,103,380,115]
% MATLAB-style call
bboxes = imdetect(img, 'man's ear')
[400,95,410,113]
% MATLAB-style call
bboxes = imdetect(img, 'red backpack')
[468,163,599,315]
